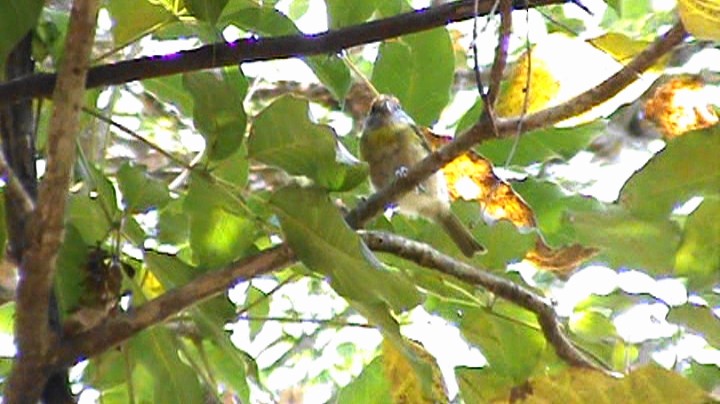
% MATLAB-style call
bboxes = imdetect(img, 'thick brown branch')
[345,23,687,229]
[0,0,568,106]
[360,230,601,370]
[4,0,101,401]
[50,245,294,370]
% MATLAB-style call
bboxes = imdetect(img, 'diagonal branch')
[345,22,687,229]
[0,0,569,106]
[50,245,295,370]
[360,230,603,370]
[50,23,686,372]
[4,0,101,401]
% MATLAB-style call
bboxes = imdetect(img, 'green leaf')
[183,69,247,161]
[209,143,249,188]
[513,179,604,245]
[456,366,514,403]
[675,197,720,290]
[221,7,351,100]
[248,96,367,191]
[0,303,15,334]
[621,128,720,219]
[67,192,113,246]
[108,0,177,45]
[460,305,545,382]
[157,198,190,245]
[567,207,682,274]
[117,163,171,213]
[185,0,228,23]
[372,28,454,126]
[0,0,42,70]
[85,349,132,390]
[684,360,720,392]
[337,356,391,404]
[185,174,258,267]
[270,185,421,312]
[202,340,251,401]
[55,226,91,316]
[142,75,194,117]
[244,285,270,340]
[476,121,605,166]
[130,327,204,402]
[326,0,377,29]
[569,309,618,343]
[668,304,720,348]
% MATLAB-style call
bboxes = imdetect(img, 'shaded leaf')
[621,127,720,219]
[337,357,391,404]
[183,69,247,161]
[372,28,454,126]
[675,197,720,290]
[668,304,720,348]
[117,163,171,213]
[249,96,367,191]
[0,0,42,68]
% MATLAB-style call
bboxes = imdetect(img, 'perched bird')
[359,95,485,257]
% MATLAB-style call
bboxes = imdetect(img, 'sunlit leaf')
[108,0,177,45]
[382,338,447,403]
[185,0,228,23]
[677,0,720,40]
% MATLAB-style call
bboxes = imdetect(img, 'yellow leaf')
[677,0,720,40]
[496,34,659,127]
[382,338,448,404]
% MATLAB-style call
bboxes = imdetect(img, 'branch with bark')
[4,0,101,401]
[0,0,568,106]
[360,230,601,370]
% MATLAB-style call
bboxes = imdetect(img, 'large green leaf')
[117,163,171,213]
[513,179,604,246]
[185,174,258,267]
[567,207,682,274]
[337,356,392,404]
[131,327,204,402]
[675,197,720,290]
[0,0,42,71]
[372,28,454,126]
[142,75,194,117]
[270,185,420,311]
[183,69,247,161]
[248,96,367,192]
[476,122,605,166]
[221,6,351,100]
[620,128,720,219]
[456,366,515,403]
[108,0,178,45]
[326,0,377,29]
[668,304,720,348]
[185,0,228,23]
[460,305,546,382]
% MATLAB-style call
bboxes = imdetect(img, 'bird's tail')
[436,211,486,257]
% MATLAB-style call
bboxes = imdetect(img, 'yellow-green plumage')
[359,95,485,257]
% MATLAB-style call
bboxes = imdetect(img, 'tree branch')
[359,230,602,370]
[4,0,100,401]
[50,245,295,370]
[0,0,568,106]
[345,22,687,229]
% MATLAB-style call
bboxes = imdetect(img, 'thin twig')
[0,151,35,215]
[486,0,513,107]
[237,315,374,328]
[360,230,603,370]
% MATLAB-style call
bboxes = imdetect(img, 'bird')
[359,95,485,257]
